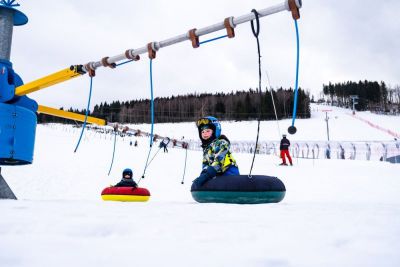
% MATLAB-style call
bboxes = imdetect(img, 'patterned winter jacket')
[202,136,238,174]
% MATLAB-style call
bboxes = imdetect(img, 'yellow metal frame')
[38,105,106,126]
[13,65,105,125]
[15,66,83,96]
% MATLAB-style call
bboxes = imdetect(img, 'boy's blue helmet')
[122,168,133,178]
[196,116,221,140]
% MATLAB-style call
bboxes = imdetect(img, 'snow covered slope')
[1,105,399,267]
[132,104,400,142]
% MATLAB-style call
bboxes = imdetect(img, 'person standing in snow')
[325,144,331,159]
[280,134,293,166]
[193,116,239,187]
[159,137,170,153]
[339,145,345,159]
[114,168,138,187]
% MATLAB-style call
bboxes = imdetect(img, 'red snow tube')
[101,187,150,202]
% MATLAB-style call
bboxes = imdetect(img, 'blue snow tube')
[191,175,286,204]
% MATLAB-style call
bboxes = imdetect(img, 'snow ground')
[1,105,400,267]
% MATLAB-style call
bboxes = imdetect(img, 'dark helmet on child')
[122,168,133,179]
[196,116,221,141]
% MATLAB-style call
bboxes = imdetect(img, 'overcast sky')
[9,0,400,109]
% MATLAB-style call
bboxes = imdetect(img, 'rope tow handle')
[74,0,301,75]
[107,123,119,176]
[73,75,94,152]
[72,1,302,155]
[248,9,262,178]
[139,58,155,182]
[288,0,301,135]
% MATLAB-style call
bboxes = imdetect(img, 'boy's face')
[201,128,213,140]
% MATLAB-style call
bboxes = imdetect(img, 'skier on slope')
[159,137,170,153]
[192,116,239,187]
[280,134,293,166]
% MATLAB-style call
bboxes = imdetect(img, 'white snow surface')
[1,105,400,267]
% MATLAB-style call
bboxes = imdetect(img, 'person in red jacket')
[280,134,293,166]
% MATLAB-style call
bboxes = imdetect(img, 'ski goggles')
[196,118,216,127]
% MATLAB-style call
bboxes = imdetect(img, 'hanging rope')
[180,148,188,184]
[74,76,94,153]
[104,56,140,174]
[139,59,155,184]
[107,130,117,175]
[144,147,162,169]
[248,9,262,177]
[265,70,281,138]
[149,59,155,146]
[288,19,300,135]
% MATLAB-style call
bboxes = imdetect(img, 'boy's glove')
[193,166,217,187]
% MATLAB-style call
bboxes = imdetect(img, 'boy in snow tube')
[114,168,138,187]
[102,168,150,202]
[193,116,239,187]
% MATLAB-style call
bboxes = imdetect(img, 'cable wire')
[139,59,155,183]
[249,9,262,177]
[74,76,93,153]
[181,148,188,184]
[289,19,300,134]
[265,70,281,138]
[199,35,228,45]
[107,131,117,175]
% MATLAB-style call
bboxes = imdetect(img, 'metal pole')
[350,95,358,115]
[84,0,302,72]
[0,8,14,61]
[325,112,330,141]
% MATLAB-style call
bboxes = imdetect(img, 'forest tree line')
[38,87,311,124]
[321,80,400,112]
